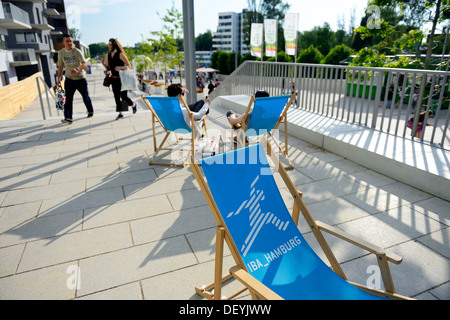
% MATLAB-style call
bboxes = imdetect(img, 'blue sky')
[66,0,369,46]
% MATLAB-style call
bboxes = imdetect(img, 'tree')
[196,30,213,51]
[352,6,397,53]
[349,47,391,67]
[335,9,357,47]
[89,42,109,58]
[240,52,258,64]
[322,45,354,65]
[349,47,415,68]
[69,28,82,41]
[267,51,293,62]
[226,52,237,73]
[243,0,291,51]
[133,55,153,74]
[355,0,450,69]
[298,23,337,56]
[148,2,184,83]
[124,42,154,73]
[297,46,324,64]
[211,51,242,75]
[217,51,230,75]
[210,51,220,70]
[315,23,337,56]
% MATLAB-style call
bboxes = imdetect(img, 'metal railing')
[211,61,450,149]
[12,48,37,64]
[36,76,58,120]
[2,2,31,25]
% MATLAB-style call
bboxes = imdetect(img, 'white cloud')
[65,0,133,14]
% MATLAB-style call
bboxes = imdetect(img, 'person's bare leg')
[227,112,243,127]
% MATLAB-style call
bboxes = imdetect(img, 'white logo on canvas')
[227,176,290,257]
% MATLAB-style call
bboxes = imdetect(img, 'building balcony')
[48,11,65,20]
[10,48,38,67]
[35,48,55,54]
[50,30,63,36]
[31,23,55,31]
[8,0,48,3]
[51,25,67,34]
[0,2,31,29]
[44,8,59,16]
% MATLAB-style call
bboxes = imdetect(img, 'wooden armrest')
[315,221,402,265]
[197,114,208,122]
[229,266,283,300]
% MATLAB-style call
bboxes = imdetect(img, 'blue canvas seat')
[246,95,291,136]
[142,95,207,167]
[233,93,295,169]
[190,140,411,300]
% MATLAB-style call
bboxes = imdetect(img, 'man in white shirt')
[167,83,210,126]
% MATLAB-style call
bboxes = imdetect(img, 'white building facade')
[212,11,248,56]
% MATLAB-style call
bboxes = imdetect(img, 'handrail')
[36,76,57,120]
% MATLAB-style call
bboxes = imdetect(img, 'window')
[16,33,25,42]
[1,72,9,87]
[15,32,43,43]
[25,33,35,42]
[36,8,41,24]
[0,35,7,50]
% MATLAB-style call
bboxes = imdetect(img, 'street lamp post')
[182,0,197,104]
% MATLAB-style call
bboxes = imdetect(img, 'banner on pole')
[264,19,277,57]
[250,23,263,58]
[284,13,299,56]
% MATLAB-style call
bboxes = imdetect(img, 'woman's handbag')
[117,100,129,112]
[119,69,138,91]
[103,74,112,87]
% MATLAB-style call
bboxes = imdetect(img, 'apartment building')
[46,0,69,52]
[196,51,212,67]
[212,11,248,56]
[0,0,63,88]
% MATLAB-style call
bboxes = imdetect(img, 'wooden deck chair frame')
[189,137,412,300]
[231,93,296,170]
[141,95,207,167]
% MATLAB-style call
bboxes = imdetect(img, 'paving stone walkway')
[0,67,448,300]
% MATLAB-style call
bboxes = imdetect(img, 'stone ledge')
[214,95,450,201]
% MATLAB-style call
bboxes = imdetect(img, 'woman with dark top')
[101,38,137,120]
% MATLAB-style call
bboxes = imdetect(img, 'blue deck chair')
[190,138,411,300]
[142,95,207,167]
[233,93,296,169]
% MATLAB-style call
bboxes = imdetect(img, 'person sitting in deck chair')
[226,90,270,130]
[167,83,211,126]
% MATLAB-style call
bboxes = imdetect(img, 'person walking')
[57,34,94,124]
[101,38,137,120]
[207,81,215,95]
